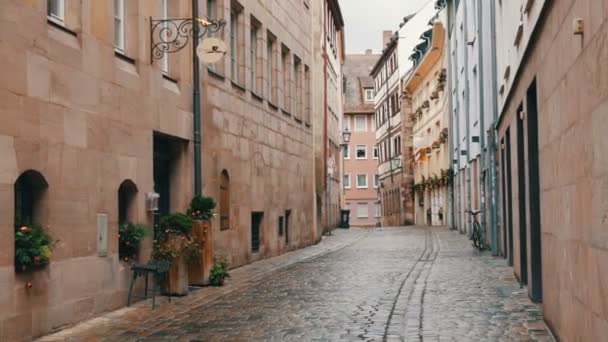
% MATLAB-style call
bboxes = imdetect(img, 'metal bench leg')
[127,271,137,306]
[144,272,149,300]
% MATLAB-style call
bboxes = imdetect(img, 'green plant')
[156,213,193,238]
[14,224,52,273]
[187,195,217,220]
[119,222,148,261]
[209,256,230,286]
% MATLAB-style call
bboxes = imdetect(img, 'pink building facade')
[342,52,381,227]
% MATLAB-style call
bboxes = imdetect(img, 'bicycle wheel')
[472,221,482,250]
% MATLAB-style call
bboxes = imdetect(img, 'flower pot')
[188,220,211,286]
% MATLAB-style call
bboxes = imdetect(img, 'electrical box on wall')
[97,214,108,257]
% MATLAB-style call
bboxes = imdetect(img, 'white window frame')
[356,145,367,160]
[114,0,125,52]
[343,145,350,159]
[343,116,350,131]
[356,174,368,189]
[161,0,169,74]
[374,174,380,188]
[357,203,369,218]
[364,88,374,102]
[355,115,367,132]
[343,174,351,189]
[47,0,65,25]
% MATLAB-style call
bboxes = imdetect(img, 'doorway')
[251,212,263,254]
[153,134,186,235]
[505,128,514,266]
[517,104,528,286]
[527,80,543,303]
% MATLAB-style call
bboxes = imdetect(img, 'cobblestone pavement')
[37,227,555,342]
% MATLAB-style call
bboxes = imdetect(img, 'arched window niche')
[220,170,230,230]
[117,180,141,261]
[14,170,50,273]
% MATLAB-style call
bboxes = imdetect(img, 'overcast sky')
[341,0,431,54]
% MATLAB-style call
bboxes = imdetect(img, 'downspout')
[446,1,456,230]
[463,0,472,238]
[323,0,329,233]
[489,0,500,255]
[476,0,487,246]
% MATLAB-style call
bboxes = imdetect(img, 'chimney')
[365,49,373,55]
[383,30,393,47]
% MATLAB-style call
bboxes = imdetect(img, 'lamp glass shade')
[342,128,352,143]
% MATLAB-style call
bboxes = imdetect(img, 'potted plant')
[118,222,148,262]
[430,91,439,100]
[186,195,217,285]
[14,223,52,273]
[152,213,199,295]
[209,256,230,286]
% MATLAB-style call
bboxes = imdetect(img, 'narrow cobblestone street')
[37,227,554,342]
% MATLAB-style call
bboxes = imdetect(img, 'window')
[356,145,367,159]
[14,170,48,227]
[356,174,368,188]
[113,0,125,52]
[343,145,350,159]
[207,0,216,19]
[230,9,238,80]
[305,65,311,123]
[375,203,381,217]
[47,0,65,24]
[281,45,291,111]
[267,32,277,103]
[294,55,303,118]
[357,204,369,218]
[373,145,379,159]
[161,0,169,74]
[355,115,367,132]
[365,88,374,102]
[220,170,230,230]
[118,180,138,224]
[118,180,138,259]
[374,175,380,188]
[251,212,263,253]
[250,21,259,93]
[343,116,350,131]
[343,174,351,189]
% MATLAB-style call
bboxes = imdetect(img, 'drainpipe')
[463,0,472,238]
[446,2,455,230]
[192,0,202,196]
[476,0,487,246]
[489,0,500,255]
[323,0,329,234]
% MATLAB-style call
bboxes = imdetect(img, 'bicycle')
[466,209,484,250]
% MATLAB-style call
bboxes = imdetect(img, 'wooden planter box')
[162,236,189,296]
[188,220,213,286]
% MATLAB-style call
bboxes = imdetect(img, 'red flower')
[20,226,29,233]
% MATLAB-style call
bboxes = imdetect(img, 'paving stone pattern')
[37,227,554,342]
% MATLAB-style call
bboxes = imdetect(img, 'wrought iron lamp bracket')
[150,17,226,61]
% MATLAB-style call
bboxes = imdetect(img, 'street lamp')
[150,2,226,196]
[341,127,352,146]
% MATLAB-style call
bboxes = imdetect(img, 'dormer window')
[364,88,374,102]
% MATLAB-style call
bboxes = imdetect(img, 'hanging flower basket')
[425,147,432,154]
[432,141,440,149]
[430,91,439,100]
[422,100,430,109]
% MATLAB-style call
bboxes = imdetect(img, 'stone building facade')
[0,0,317,340]
[343,51,381,228]
[405,21,450,227]
[495,0,608,339]
[311,0,345,236]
